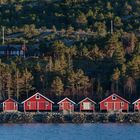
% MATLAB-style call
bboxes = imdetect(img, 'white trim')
[4,110,18,112]
[2,98,18,104]
[57,97,76,104]
[127,103,129,112]
[133,99,140,104]
[24,102,25,112]
[78,97,96,104]
[37,102,39,112]
[114,102,115,110]
[99,93,130,104]
[22,92,54,104]
[51,103,52,111]
[3,102,5,111]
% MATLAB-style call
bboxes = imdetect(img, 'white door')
[83,102,90,110]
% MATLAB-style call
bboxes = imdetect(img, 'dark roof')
[0,45,23,51]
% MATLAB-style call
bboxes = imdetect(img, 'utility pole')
[111,20,113,34]
[2,26,5,45]
[23,40,26,58]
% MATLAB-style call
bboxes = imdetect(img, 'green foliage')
[51,76,64,98]
[0,0,140,101]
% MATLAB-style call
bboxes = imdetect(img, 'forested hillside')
[0,0,140,102]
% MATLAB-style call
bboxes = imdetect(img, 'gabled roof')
[2,98,18,103]
[57,97,76,104]
[78,97,96,104]
[0,45,8,51]
[132,99,140,104]
[22,92,54,104]
[99,93,130,104]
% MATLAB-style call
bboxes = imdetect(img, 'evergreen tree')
[51,76,64,99]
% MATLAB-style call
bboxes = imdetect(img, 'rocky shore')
[0,112,140,123]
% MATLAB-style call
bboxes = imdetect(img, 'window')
[91,103,94,106]
[121,102,124,106]
[104,102,107,106]
[28,102,30,106]
[112,95,116,100]
[46,102,49,106]
[60,103,63,107]
[36,94,40,99]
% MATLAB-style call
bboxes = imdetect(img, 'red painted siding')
[100,94,129,111]
[3,99,18,112]
[133,100,140,111]
[79,99,95,111]
[23,94,53,111]
[59,98,74,111]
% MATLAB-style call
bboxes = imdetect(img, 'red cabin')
[99,93,130,112]
[22,92,54,112]
[78,97,96,112]
[58,97,76,113]
[133,99,140,111]
[2,98,18,112]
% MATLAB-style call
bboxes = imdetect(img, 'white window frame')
[136,102,138,106]
[121,102,124,106]
[112,95,116,100]
[104,102,107,106]
[36,94,40,99]
[28,102,30,106]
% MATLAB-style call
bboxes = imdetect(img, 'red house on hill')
[99,93,130,112]
[2,98,18,112]
[78,97,96,112]
[133,99,140,111]
[22,92,54,112]
[58,97,76,113]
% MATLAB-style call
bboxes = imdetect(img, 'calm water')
[0,123,139,140]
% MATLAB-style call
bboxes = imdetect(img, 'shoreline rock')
[0,112,140,124]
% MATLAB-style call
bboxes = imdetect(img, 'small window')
[91,103,94,106]
[136,102,138,106]
[46,102,49,106]
[36,94,40,99]
[112,95,116,100]
[104,102,107,106]
[28,102,30,106]
[121,102,124,106]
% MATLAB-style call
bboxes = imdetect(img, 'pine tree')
[112,46,125,66]
[67,69,90,100]
[23,68,34,98]
[51,76,64,99]
[111,68,120,93]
